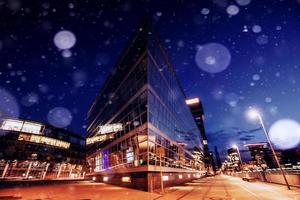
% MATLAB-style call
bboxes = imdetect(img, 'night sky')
[1,0,300,161]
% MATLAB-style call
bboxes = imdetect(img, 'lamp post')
[247,108,291,190]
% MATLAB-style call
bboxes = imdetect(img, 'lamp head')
[247,108,260,120]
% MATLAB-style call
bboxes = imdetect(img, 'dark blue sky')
[1,0,300,160]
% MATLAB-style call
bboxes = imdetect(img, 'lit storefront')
[0,118,85,180]
[86,21,206,191]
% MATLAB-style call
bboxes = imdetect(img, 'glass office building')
[0,118,85,180]
[186,98,213,170]
[86,21,206,191]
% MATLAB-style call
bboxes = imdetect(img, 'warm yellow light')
[122,176,131,182]
[185,98,200,105]
[178,174,183,179]
[18,133,70,149]
[103,177,108,182]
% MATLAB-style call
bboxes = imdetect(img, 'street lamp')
[247,108,291,190]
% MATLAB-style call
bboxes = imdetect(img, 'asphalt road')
[0,175,299,200]
[158,175,300,200]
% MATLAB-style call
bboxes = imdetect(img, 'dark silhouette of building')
[227,147,241,171]
[282,148,300,166]
[86,20,206,191]
[214,146,221,169]
[244,142,281,169]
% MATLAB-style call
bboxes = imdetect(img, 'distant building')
[0,118,85,180]
[185,97,212,170]
[281,148,300,166]
[214,146,221,169]
[244,142,281,169]
[227,147,241,171]
[86,20,206,191]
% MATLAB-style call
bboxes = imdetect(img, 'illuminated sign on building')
[1,119,42,135]
[97,123,123,135]
[18,133,70,149]
[185,98,200,105]
[86,134,114,145]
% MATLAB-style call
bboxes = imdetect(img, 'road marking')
[176,189,195,200]
[236,183,261,200]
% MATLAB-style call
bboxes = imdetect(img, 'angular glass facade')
[86,21,206,191]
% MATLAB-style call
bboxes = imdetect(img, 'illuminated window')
[185,98,200,105]
[103,177,108,182]
[95,153,102,172]
[1,119,23,131]
[21,121,42,134]
[178,174,183,179]
[162,176,169,181]
[126,147,134,163]
[122,177,131,182]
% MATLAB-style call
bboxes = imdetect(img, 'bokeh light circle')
[252,25,262,33]
[226,5,240,16]
[201,8,210,15]
[256,34,269,45]
[47,107,72,128]
[54,30,76,50]
[195,43,231,73]
[236,0,251,6]
[0,88,20,118]
[21,92,39,107]
[62,49,72,58]
[269,119,300,150]
[225,93,239,107]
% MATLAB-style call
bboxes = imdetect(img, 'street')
[0,175,299,200]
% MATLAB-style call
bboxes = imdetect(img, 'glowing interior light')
[185,98,200,105]
[162,176,169,181]
[103,177,108,182]
[122,177,131,182]
[178,174,183,179]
